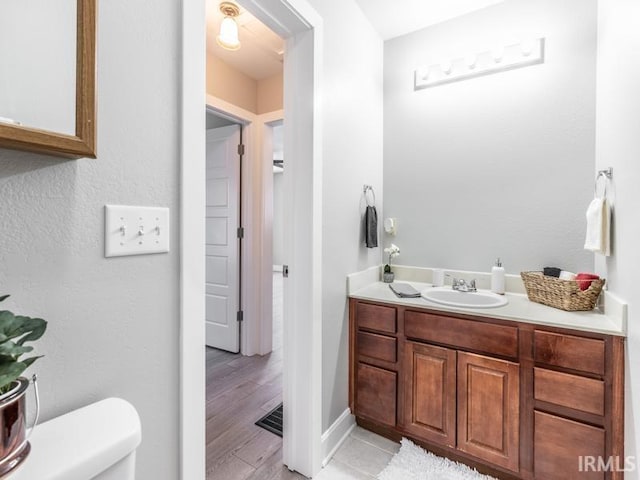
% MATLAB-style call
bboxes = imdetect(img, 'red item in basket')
[576,273,600,291]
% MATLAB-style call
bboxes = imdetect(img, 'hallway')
[206,273,303,479]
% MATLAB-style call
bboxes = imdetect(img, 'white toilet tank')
[8,397,141,480]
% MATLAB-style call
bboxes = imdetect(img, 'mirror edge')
[0,0,97,159]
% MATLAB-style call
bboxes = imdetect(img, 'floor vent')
[255,403,283,437]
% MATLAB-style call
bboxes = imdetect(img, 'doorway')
[180,0,324,478]
[205,116,242,354]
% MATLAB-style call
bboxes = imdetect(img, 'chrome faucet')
[452,278,477,292]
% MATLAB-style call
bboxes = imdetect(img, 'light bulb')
[441,60,453,75]
[217,16,241,51]
[465,53,477,69]
[492,46,504,63]
[521,39,535,57]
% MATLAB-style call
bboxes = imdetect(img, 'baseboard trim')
[321,408,355,467]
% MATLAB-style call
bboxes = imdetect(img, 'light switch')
[105,205,170,257]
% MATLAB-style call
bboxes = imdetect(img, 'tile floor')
[316,426,400,480]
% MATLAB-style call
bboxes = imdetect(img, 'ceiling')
[205,0,284,81]
[354,0,505,40]
[205,0,506,80]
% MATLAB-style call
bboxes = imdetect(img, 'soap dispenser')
[491,258,505,295]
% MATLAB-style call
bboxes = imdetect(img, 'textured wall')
[0,1,180,478]
[596,0,640,475]
[383,0,596,275]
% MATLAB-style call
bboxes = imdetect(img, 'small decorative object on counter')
[491,258,505,295]
[0,294,47,476]
[521,271,605,311]
[383,244,400,283]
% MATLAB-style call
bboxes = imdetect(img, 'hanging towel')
[584,197,611,256]
[365,206,378,248]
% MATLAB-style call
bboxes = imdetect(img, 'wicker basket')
[520,271,605,311]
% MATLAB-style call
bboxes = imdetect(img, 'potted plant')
[383,244,400,283]
[0,294,47,476]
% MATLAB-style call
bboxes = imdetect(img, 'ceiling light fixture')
[217,2,241,51]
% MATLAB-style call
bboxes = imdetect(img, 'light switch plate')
[105,205,170,257]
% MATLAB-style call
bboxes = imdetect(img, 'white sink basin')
[421,287,508,309]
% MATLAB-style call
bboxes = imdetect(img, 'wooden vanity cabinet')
[402,343,520,471]
[402,342,456,447]
[349,298,625,480]
[457,352,520,472]
[349,301,399,428]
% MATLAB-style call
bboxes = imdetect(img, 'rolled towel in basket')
[576,272,600,291]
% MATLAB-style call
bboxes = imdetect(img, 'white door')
[205,125,241,353]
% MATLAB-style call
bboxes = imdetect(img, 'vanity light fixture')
[414,37,545,90]
[217,2,241,51]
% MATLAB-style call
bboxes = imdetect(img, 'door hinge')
[237,227,244,239]
[238,144,245,156]
[283,265,289,278]
[237,310,244,322]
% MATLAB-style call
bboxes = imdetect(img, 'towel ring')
[363,185,376,207]
[595,169,612,198]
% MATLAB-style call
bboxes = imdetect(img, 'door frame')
[206,96,283,357]
[180,0,323,478]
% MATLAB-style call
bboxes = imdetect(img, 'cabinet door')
[402,342,456,447]
[534,411,605,480]
[457,352,520,472]
[355,363,397,427]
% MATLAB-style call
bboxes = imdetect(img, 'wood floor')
[206,274,305,480]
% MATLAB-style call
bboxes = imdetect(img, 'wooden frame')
[0,0,97,159]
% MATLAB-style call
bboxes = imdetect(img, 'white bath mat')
[377,438,497,480]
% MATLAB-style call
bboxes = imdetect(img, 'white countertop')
[348,267,626,336]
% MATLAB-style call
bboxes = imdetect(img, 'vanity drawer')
[534,331,605,376]
[356,363,397,427]
[534,411,605,480]
[357,331,397,363]
[404,311,518,358]
[534,367,605,416]
[357,302,397,334]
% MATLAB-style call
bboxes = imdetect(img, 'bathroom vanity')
[348,275,625,480]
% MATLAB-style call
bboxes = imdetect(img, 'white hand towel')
[584,197,611,256]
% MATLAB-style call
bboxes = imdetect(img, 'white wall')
[273,173,284,266]
[596,0,640,474]
[384,0,596,274]
[0,0,76,133]
[0,1,180,479]
[304,0,384,431]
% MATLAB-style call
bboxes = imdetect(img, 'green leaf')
[0,295,9,303]
[0,361,26,390]
[21,356,42,368]
[15,317,47,345]
[0,341,33,358]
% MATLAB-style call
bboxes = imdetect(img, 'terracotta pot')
[0,377,30,478]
